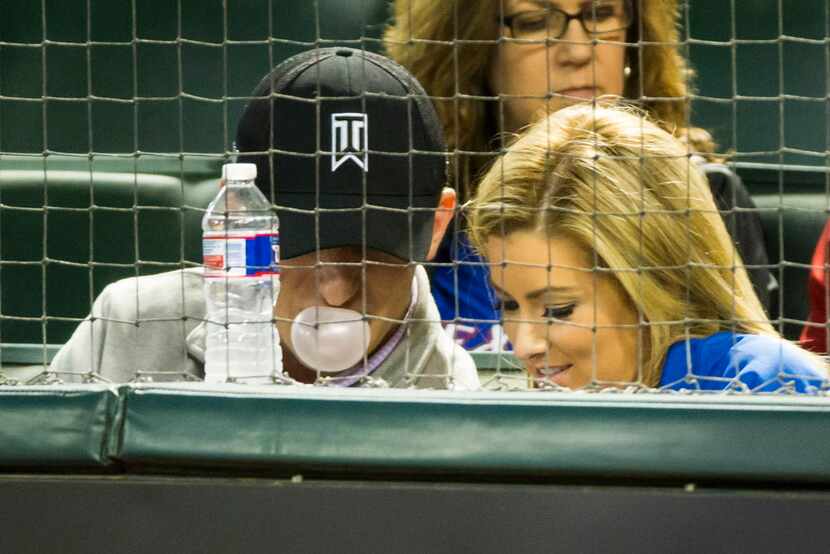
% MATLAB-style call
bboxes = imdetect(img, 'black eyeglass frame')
[498,0,634,40]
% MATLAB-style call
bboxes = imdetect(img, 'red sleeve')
[800,219,830,353]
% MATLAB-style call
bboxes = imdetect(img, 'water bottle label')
[203,233,280,278]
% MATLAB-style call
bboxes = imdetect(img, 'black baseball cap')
[235,47,447,262]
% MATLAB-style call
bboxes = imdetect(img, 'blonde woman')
[385,0,773,349]
[467,104,825,391]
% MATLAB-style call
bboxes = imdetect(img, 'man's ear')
[426,188,456,261]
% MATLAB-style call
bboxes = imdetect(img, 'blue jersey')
[659,332,828,393]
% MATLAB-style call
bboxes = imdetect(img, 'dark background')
[0,0,825,165]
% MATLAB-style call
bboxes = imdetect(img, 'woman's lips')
[557,87,598,99]
[536,364,573,387]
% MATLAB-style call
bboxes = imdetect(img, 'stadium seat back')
[740,163,830,339]
[0,157,218,345]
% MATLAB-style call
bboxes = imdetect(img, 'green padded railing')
[0,384,119,468]
[2,383,830,485]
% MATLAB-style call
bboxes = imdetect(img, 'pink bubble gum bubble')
[290,306,371,372]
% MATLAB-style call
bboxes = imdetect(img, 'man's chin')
[280,342,375,382]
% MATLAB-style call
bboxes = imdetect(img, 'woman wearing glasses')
[467,104,825,391]
[385,0,772,350]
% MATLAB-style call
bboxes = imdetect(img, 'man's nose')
[554,18,593,66]
[316,264,362,307]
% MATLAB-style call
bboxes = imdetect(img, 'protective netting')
[0,0,828,394]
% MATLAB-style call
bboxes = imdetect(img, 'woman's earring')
[623,64,632,79]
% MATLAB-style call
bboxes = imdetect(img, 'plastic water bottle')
[202,162,282,383]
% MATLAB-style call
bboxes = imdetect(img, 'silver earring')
[623,64,632,78]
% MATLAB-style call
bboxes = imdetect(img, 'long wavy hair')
[384,0,697,200]
[467,104,773,386]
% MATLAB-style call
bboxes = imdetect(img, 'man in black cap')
[50,48,479,390]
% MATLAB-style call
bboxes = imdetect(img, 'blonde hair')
[467,104,774,386]
[384,0,697,199]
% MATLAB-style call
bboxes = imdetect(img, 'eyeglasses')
[500,0,633,40]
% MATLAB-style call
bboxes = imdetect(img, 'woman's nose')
[509,317,549,363]
[554,19,593,66]
[316,264,362,307]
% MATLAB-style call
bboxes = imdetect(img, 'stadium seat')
[0,156,220,346]
[737,163,830,340]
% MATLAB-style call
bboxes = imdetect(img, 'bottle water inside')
[202,162,282,383]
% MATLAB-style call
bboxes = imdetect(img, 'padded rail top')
[1,383,829,485]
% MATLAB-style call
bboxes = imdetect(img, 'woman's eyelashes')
[493,298,575,320]
[544,303,576,320]
[494,298,519,313]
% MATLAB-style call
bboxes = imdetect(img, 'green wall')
[686,0,828,165]
[1,0,826,164]
[0,0,389,156]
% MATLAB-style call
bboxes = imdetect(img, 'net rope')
[0,0,828,395]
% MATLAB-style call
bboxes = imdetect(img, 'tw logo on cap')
[331,113,368,172]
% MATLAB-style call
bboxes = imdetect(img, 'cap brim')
[277,192,437,262]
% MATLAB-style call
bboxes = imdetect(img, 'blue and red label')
[203,232,280,277]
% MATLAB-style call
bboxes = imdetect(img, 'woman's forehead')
[504,0,593,11]
[487,234,600,301]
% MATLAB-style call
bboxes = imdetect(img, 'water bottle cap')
[222,163,257,182]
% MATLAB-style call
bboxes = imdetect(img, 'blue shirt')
[431,228,502,350]
[659,332,828,393]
